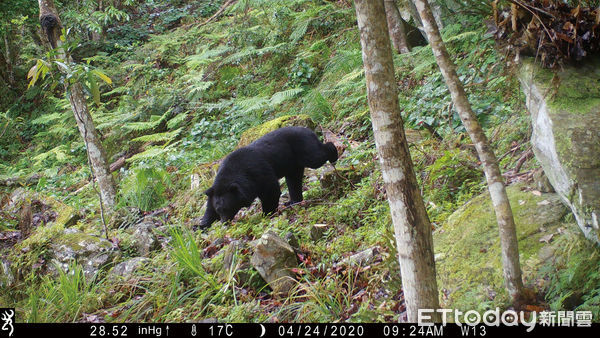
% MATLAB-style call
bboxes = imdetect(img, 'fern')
[30,112,65,125]
[32,145,72,167]
[126,142,180,164]
[269,88,303,106]
[132,128,183,144]
[185,46,233,70]
[290,19,310,43]
[166,111,189,130]
[222,42,288,64]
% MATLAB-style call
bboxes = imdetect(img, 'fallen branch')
[0,173,43,187]
[195,0,237,28]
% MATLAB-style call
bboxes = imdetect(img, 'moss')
[45,196,79,228]
[236,115,316,148]
[522,57,600,115]
[53,232,113,252]
[7,223,65,282]
[434,183,568,311]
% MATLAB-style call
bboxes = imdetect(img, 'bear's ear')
[204,187,214,196]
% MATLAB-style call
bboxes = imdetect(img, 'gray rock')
[339,247,381,267]
[250,230,298,296]
[127,219,160,256]
[519,58,600,243]
[533,169,555,193]
[284,232,300,252]
[48,230,118,279]
[0,258,14,288]
[310,224,329,241]
[223,240,244,273]
[110,257,150,278]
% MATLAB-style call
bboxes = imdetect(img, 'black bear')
[197,126,338,229]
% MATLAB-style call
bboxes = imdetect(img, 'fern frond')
[185,45,233,69]
[166,112,189,130]
[126,142,180,163]
[269,88,303,106]
[131,128,182,144]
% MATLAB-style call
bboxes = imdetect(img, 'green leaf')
[92,69,112,85]
[88,73,100,106]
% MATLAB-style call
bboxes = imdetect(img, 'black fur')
[198,126,338,229]
[40,14,59,49]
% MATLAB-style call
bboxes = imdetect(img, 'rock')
[319,166,365,192]
[284,232,300,252]
[250,230,298,296]
[109,257,150,278]
[190,173,201,190]
[518,57,600,243]
[533,169,555,193]
[126,219,160,256]
[310,224,329,241]
[339,247,380,267]
[0,258,14,288]
[48,230,118,279]
[237,115,316,148]
[223,240,243,273]
[3,188,79,229]
[434,184,568,310]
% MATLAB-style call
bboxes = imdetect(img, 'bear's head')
[205,184,245,222]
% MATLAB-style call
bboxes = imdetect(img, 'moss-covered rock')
[237,115,316,148]
[434,184,568,311]
[518,57,600,243]
[3,188,79,229]
[48,230,118,279]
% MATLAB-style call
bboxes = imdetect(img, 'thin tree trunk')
[384,0,411,53]
[3,30,15,87]
[412,0,525,304]
[69,82,117,209]
[354,0,440,323]
[37,0,116,211]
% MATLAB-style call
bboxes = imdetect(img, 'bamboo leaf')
[92,69,113,85]
[88,73,101,106]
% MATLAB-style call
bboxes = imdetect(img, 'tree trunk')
[384,0,411,53]
[412,0,525,304]
[37,0,116,210]
[69,82,117,209]
[354,0,440,323]
[3,30,15,87]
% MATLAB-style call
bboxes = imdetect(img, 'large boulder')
[434,184,568,310]
[518,57,600,244]
[250,230,298,296]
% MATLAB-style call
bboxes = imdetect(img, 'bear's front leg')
[197,196,219,229]
[258,180,281,215]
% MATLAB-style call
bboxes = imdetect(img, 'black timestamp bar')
[8,322,598,338]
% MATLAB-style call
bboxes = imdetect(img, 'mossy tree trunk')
[354,0,440,323]
[37,0,116,211]
[384,0,411,53]
[412,0,525,304]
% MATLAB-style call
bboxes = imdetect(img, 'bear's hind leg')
[285,166,304,206]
